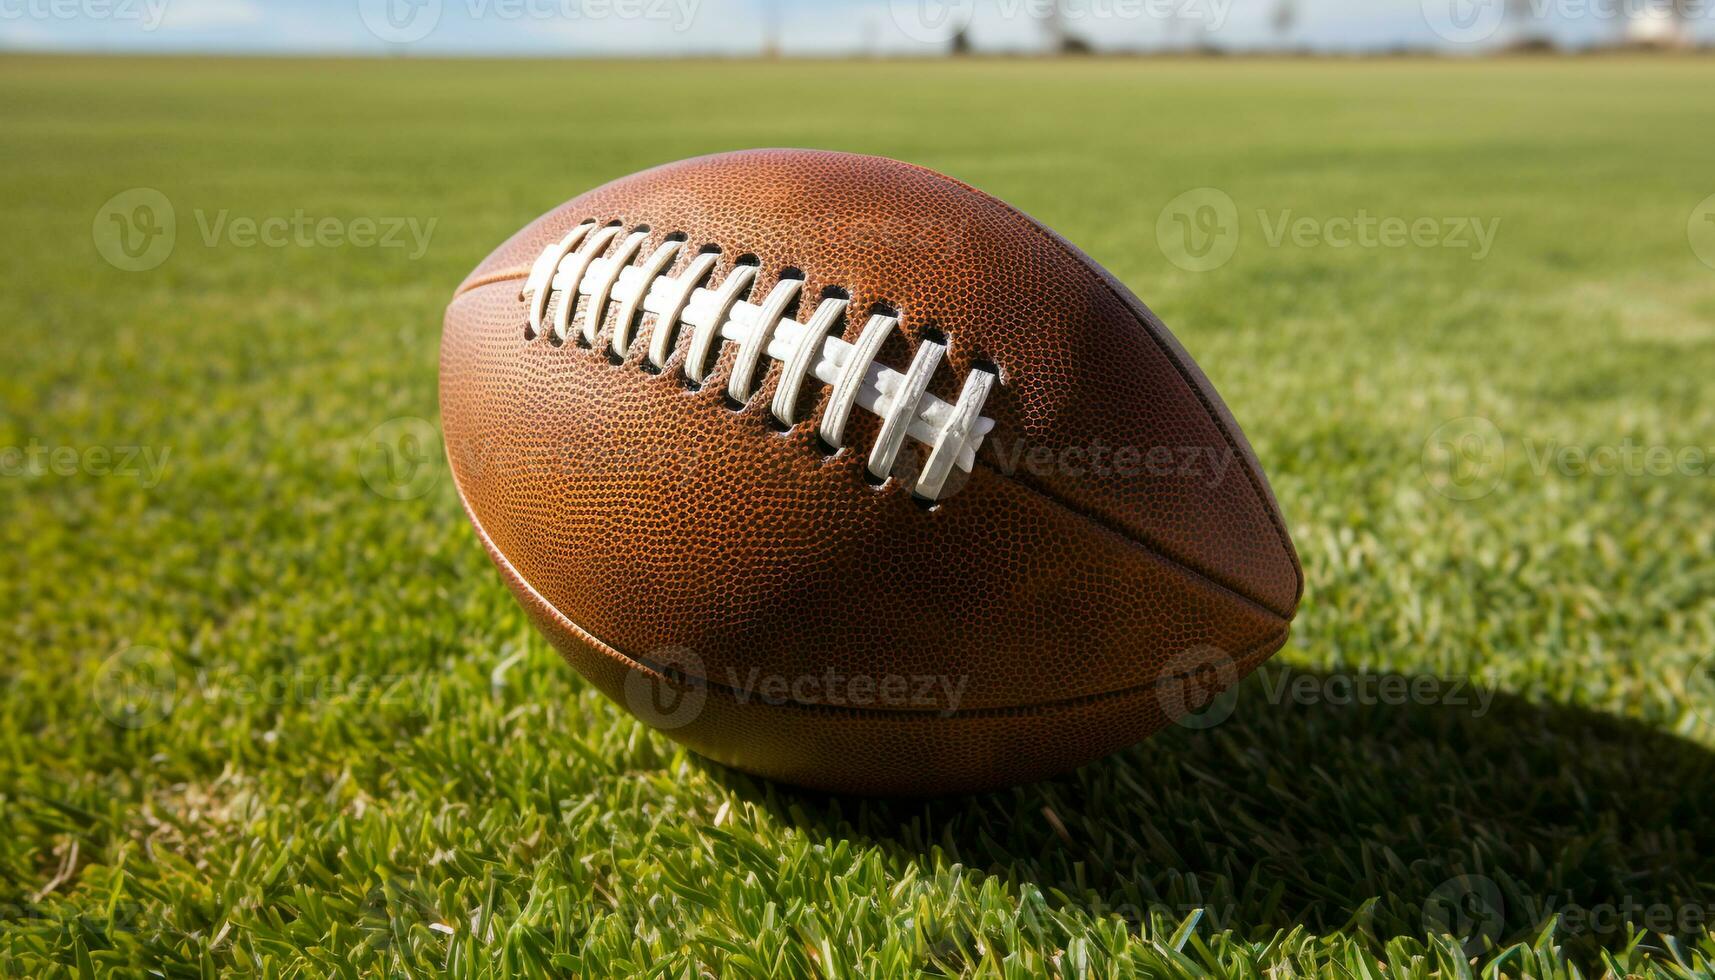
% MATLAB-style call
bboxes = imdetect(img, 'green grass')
[3,53,1715,977]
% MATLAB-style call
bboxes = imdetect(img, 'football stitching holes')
[521,220,1000,503]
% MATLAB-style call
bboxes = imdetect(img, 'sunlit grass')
[1,54,1713,976]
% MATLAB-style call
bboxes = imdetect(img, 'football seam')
[454,477,1290,720]
[967,456,1290,625]
[459,268,530,294]
[886,155,1304,615]
[620,629,1289,721]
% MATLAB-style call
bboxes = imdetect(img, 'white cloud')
[476,1,737,54]
[162,0,265,28]
[0,20,56,48]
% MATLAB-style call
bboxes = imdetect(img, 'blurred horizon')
[2,0,1712,58]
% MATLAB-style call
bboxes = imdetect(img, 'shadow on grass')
[707,666,1715,959]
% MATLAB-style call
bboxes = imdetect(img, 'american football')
[440,148,1302,795]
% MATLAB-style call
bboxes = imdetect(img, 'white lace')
[520,222,998,502]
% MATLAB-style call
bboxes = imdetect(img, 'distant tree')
[950,25,973,56]
[1038,0,1091,55]
[1502,0,1554,49]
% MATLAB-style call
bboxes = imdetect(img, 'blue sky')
[0,0,1708,55]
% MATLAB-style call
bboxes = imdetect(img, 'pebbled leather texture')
[441,149,1302,796]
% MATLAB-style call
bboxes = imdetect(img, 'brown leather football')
[440,149,1301,796]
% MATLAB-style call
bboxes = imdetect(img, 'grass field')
[3,53,1715,976]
